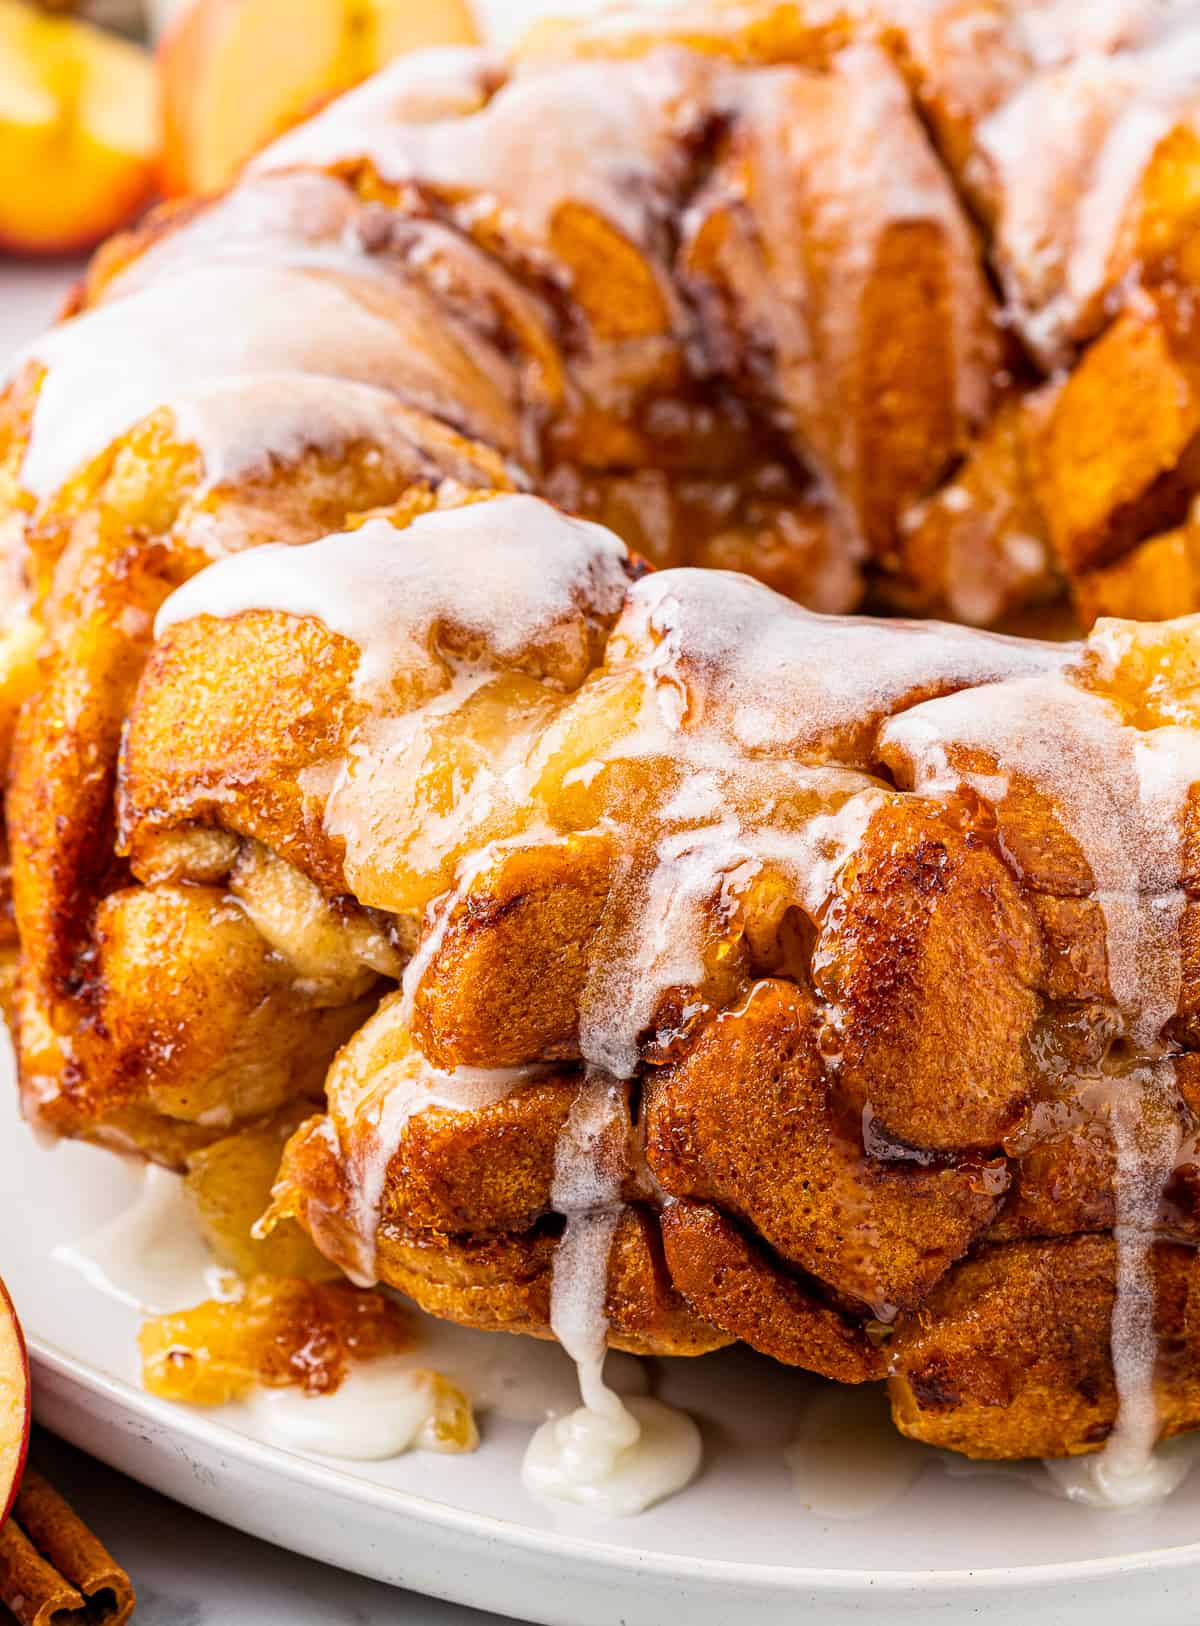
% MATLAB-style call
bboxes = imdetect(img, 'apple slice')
[158,0,478,199]
[0,1276,30,1524]
[0,0,157,257]
[365,0,479,62]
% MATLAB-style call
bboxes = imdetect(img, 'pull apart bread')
[7,0,1200,1468]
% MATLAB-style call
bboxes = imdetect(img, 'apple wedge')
[0,0,157,257]
[159,0,478,198]
[365,0,479,61]
[0,1276,30,1524]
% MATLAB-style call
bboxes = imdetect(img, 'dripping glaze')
[522,1073,702,1516]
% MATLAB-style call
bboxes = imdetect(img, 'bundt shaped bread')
[6,0,1200,1463]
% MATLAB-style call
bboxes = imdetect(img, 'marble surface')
[31,1429,519,1625]
[0,263,81,353]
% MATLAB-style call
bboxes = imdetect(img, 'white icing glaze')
[941,1436,1200,1505]
[395,841,516,1027]
[704,39,997,521]
[100,172,396,300]
[621,568,1068,756]
[338,1050,537,1289]
[1091,1063,1186,1502]
[883,658,1200,1049]
[159,496,631,922]
[1015,0,1199,68]
[522,1393,701,1515]
[786,1382,928,1519]
[536,1072,706,1515]
[156,495,630,687]
[571,567,1067,1079]
[548,1076,630,1418]
[17,261,520,500]
[52,1166,236,1314]
[165,376,458,499]
[975,19,1200,361]
[255,45,699,252]
[575,786,882,1079]
[863,1,1200,366]
[252,47,502,176]
[1042,1438,1198,1508]
[246,1358,465,1460]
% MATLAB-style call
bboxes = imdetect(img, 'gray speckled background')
[34,1430,515,1626]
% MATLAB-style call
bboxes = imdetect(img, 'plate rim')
[28,1332,1200,1595]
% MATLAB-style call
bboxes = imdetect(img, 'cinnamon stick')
[0,1519,82,1626]
[32,1,147,33]
[0,1469,134,1625]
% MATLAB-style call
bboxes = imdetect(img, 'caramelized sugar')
[139,1276,413,1406]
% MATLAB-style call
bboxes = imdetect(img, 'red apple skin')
[0,1275,30,1526]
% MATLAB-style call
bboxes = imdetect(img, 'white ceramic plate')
[3,1028,1200,1626]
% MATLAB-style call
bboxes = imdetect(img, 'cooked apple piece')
[158,0,478,197]
[0,614,40,777]
[183,1111,341,1281]
[1032,297,1200,578]
[138,1276,412,1405]
[0,1275,30,1523]
[368,0,477,61]
[1074,520,1200,625]
[0,0,156,256]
